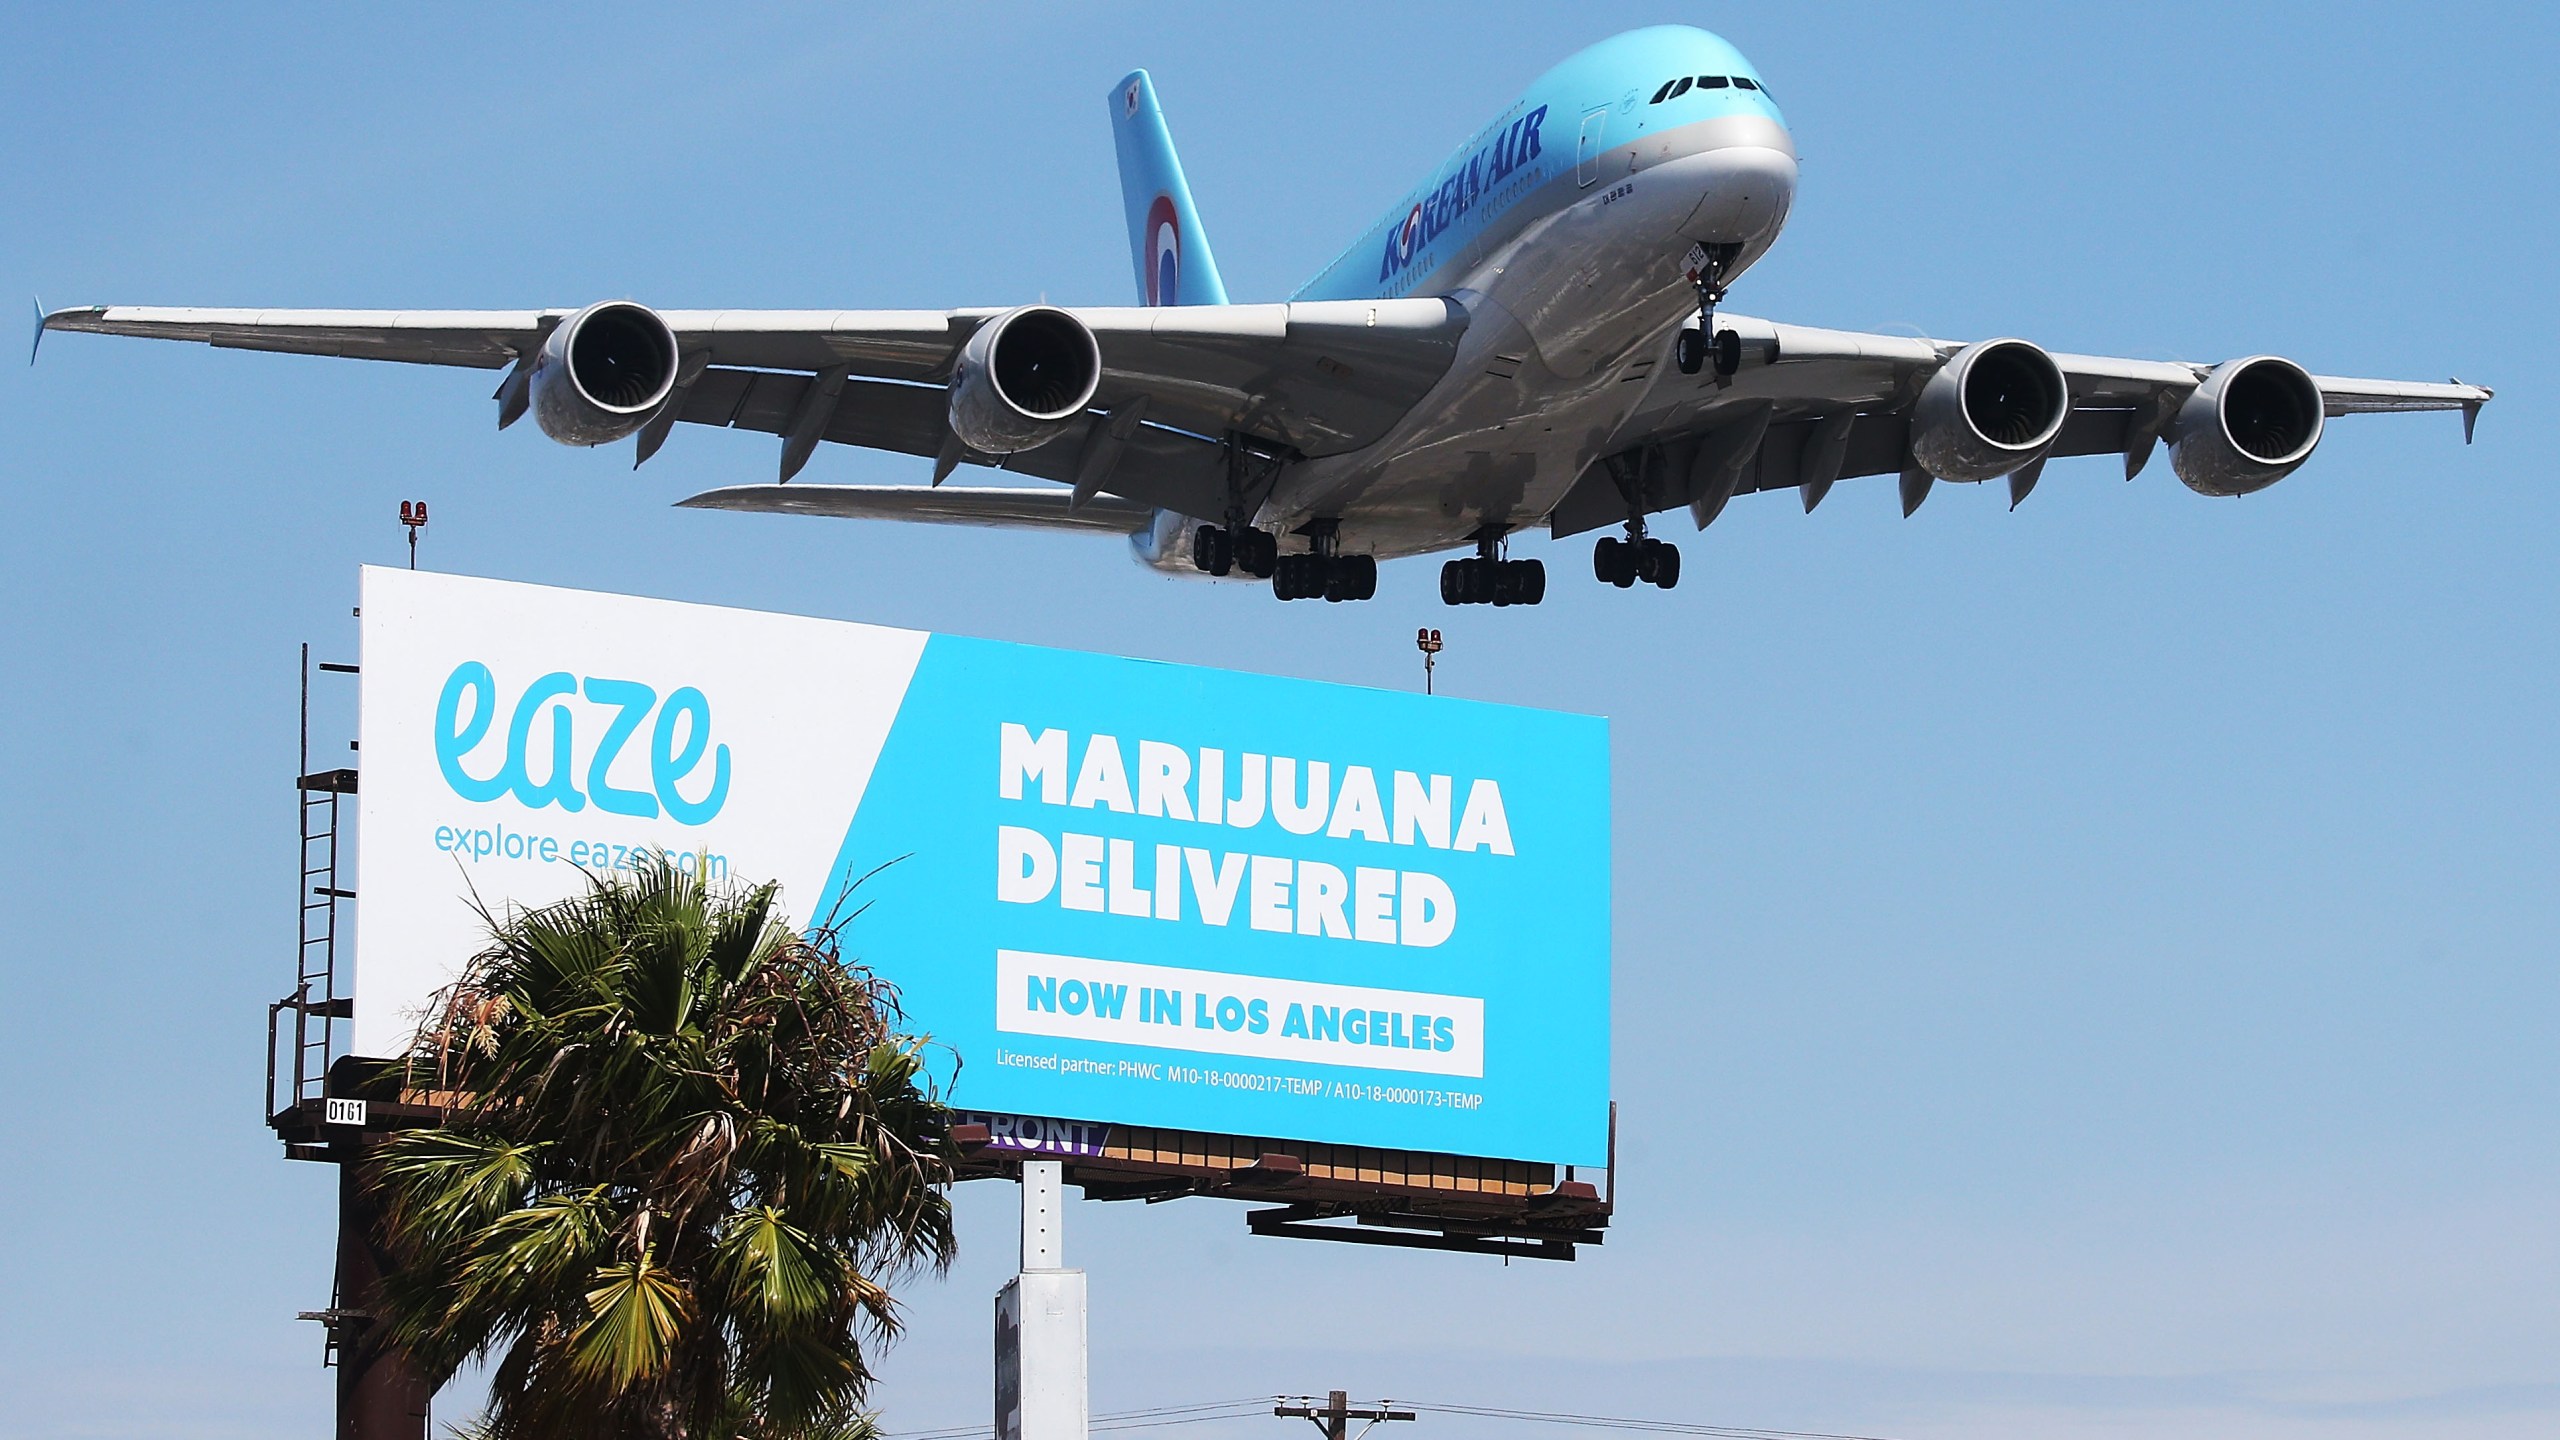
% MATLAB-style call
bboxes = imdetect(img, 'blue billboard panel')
[358,569,1611,1163]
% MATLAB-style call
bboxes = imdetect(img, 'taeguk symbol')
[1145,193,1181,306]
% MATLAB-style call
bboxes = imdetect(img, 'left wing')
[674,484,1155,533]
[1553,316,2492,535]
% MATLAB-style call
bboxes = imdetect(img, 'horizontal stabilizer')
[677,483,1154,534]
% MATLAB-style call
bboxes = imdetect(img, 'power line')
[888,1397,1899,1440]
[1405,1401,1898,1440]
[887,1400,1270,1440]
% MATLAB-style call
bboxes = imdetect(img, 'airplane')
[39,25,2489,607]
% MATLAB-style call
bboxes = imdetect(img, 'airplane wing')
[1554,316,2495,535]
[674,483,1155,533]
[37,300,1471,519]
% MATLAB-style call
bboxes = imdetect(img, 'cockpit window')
[1650,79,1676,104]
[1667,75,1693,100]
[1733,76,1760,91]
[1697,75,1730,89]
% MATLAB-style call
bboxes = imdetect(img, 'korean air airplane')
[41,25,2488,606]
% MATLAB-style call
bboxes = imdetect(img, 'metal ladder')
[269,644,356,1122]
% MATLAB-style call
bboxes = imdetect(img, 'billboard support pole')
[996,1161,1086,1440]
[333,1151,434,1440]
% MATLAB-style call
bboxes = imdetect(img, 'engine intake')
[948,305,1102,455]
[532,301,679,446]
[1911,338,2070,483]
[2171,356,2325,496]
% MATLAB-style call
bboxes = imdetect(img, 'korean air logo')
[1144,193,1181,306]
[1395,205,1424,266]
[433,661,731,825]
[1124,80,1142,118]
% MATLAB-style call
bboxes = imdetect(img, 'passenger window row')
[1648,74,1765,104]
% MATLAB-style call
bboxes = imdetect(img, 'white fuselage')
[1137,109,1798,572]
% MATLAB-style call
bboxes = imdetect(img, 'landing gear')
[1193,431,1294,579]
[1264,519,1373,601]
[1439,556,1545,606]
[1271,550,1375,602]
[1594,454,1681,590]
[1439,531,1545,607]
[1674,242,1746,378]
[1594,534,1679,589]
[1192,523,1277,578]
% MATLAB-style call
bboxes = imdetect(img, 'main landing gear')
[1203,517,1376,602]
[1594,533,1679,589]
[1674,241,1745,378]
[1440,533,1545,607]
[1191,522,1276,579]
[1596,451,1679,590]
[1274,551,1376,602]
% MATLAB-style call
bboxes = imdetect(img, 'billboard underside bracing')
[355,568,1611,1164]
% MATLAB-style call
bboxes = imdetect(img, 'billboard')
[355,568,1611,1163]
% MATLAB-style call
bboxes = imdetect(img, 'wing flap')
[674,483,1155,534]
[675,367,1229,519]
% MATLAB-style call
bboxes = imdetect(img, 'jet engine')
[531,301,680,446]
[948,305,1102,454]
[1910,338,2070,483]
[2170,356,2325,496]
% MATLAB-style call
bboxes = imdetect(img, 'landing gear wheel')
[1238,527,1277,578]
[1518,557,1546,604]
[1675,328,1706,376]
[1712,327,1743,378]
[1595,537,1637,588]
[1192,524,1233,576]
[1440,559,1465,606]
[1651,541,1681,589]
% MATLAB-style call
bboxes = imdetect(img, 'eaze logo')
[1144,193,1180,306]
[433,662,731,824]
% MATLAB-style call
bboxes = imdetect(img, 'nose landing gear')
[1675,241,1745,378]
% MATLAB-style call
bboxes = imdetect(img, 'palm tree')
[364,856,957,1440]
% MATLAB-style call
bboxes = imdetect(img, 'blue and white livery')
[42,26,2490,606]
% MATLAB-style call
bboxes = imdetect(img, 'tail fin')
[1107,70,1230,306]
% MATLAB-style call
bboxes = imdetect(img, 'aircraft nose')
[1677,138,1797,245]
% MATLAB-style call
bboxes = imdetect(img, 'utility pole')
[1415,628,1442,695]
[1276,1392,1414,1440]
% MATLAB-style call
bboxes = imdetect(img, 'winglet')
[2454,379,2483,444]
[28,297,42,366]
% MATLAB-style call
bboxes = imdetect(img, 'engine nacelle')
[2170,356,2325,496]
[948,305,1102,454]
[532,301,680,446]
[1910,338,2070,483]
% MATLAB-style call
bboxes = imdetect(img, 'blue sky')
[1,4,2552,1439]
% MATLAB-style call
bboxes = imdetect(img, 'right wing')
[38,300,1470,518]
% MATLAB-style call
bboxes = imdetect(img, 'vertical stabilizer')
[1107,71,1230,306]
